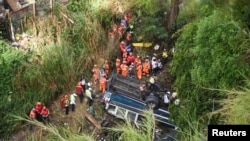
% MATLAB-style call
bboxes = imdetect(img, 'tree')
[167,0,180,30]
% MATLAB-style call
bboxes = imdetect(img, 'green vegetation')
[0,0,249,140]
[169,0,250,140]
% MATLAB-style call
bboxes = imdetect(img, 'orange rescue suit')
[116,59,121,74]
[136,64,143,80]
[142,61,151,76]
[120,63,128,77]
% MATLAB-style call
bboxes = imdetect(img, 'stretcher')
[132,42,152,48]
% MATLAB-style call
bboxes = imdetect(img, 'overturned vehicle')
[102,73,178,130]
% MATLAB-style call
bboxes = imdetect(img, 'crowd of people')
[28,10,172,131]
[29,102,50,131]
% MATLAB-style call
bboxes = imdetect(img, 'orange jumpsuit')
[92,66,99,85]
[120,63,128,77]
[99,76,108,93]
[142,61,151,76]
[116,59,121,74]
[134,57,142,66]
[136,63,143,80]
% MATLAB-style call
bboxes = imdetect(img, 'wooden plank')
[84,111,101,130]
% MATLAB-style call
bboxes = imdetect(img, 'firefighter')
[122,46,128,61]
[60,95,67,109]
[41,106,50,123]
[162,48,168,65]
[142,59,151,76]
[115,58,121,74]
[120,61,129,77]
[76,82,84,103]
[126,32,132,42]
[64,95,69,115]
[35,102,42,114]
[103,60,110,77]
[29,108,37,131]
[92,64,99,85]
[35,102,43,122]
[134,55,142,67]
[99,74,108,93]
[128,63,136,78]
[136,62,143,80]
[127,52,135,66]
[81,77,86,91]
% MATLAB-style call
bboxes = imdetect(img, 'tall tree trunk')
[167,0,180,30]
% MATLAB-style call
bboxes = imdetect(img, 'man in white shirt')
[85,88,93,107]
[164,93,170,110]
[70,93,77,112]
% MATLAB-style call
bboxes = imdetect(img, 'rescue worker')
[151,58,158,75]
[142,59,151,76]
[76,82,84,103]
[81,77,86,91]
[120,61,129,77]
[103,60,110,76]
[85,88,93,107]
[157,59,163,70]
[122,46,128,61]
[41,106,50,123]
[64,95,69,115]
[128,63,136,78]
[162,48,168,65]
[118,24,125,37]
[136,62,143,80]
[92,64,99,85]
[35,102,42,114]
[115,58,121,74]
[164,93,170,110]
[139,83,147,100]
[126,32,132,42]
[35,102,43,122]
[29,108,36,131]
[122,57,128,65]
[70,93,77,112]
[127,52,135,66]
[119,41,125,52]
[60,95,67,109]
[99,74,108,93]
[134,55,142,67]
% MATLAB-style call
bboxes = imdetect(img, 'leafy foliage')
[0,40,30,136]
[170,1,250,140]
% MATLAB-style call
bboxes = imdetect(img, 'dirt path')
[11,90,105,141]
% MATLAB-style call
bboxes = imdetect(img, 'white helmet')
[89,88,92,91]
